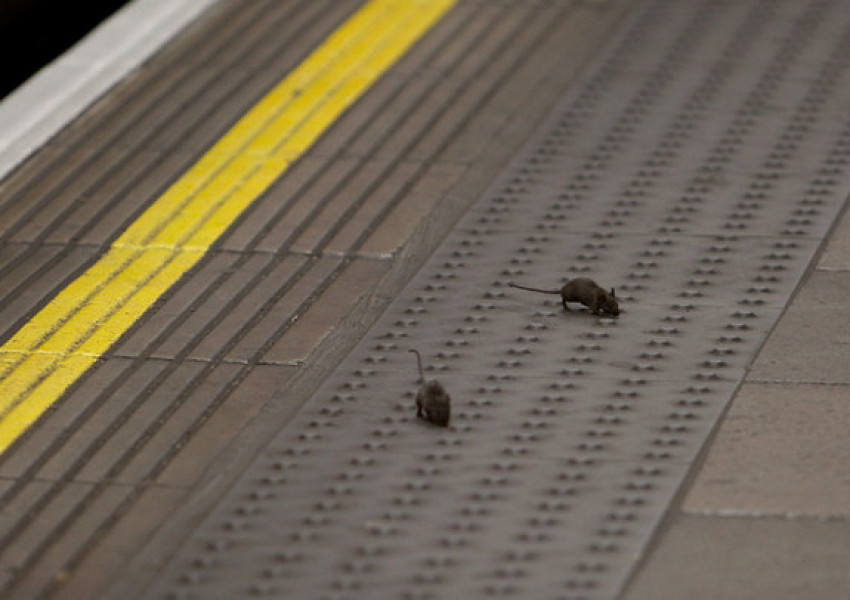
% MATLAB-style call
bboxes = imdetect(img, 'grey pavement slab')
[684,382,850,517]
[623,514,850,600]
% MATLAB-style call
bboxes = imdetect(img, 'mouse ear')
[610,287,616,297]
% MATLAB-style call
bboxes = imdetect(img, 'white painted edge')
[0,0,223,180]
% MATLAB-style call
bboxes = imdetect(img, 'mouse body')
[509,278,620,316]
[409,349,450,427]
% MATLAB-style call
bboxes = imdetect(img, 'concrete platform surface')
[0,0,848,599]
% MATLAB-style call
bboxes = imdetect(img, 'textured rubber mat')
[154,0,850,598]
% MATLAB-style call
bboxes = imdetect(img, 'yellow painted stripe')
[0,0,457,453]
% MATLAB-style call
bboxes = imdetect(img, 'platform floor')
[0,0,849,599]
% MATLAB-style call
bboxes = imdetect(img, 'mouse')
[509,278,620,316]
[408,349,451,427]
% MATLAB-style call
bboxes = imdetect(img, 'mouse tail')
[408,349,425,384]
[507,282,562,295]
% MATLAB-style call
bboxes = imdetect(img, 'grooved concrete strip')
[147,0,850,598]
[0,1,634,598]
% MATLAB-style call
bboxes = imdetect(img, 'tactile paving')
[152,0,850,598]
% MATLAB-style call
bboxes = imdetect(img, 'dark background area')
[0,0,129,100]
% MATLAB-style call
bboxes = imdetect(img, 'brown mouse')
[409,349,450,427]
[509,278,620,316]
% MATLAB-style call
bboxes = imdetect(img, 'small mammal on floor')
[509,278,620,316]
[409,349,451,427]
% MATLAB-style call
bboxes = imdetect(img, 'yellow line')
[0,0,457,453]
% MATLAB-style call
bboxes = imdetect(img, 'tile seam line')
[0,0,459,457]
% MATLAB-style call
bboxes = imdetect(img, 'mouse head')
[603,288,620,316]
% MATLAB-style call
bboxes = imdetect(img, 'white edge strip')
[0,0,222,180]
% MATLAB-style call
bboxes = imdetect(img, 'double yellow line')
[0,0,457,453]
